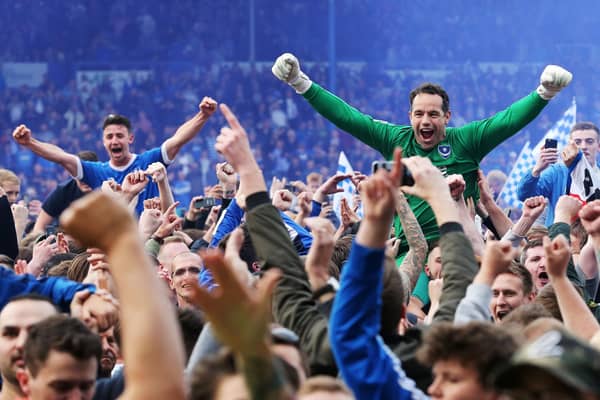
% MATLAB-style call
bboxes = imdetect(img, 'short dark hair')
[23,315,102,377]
[5,293,59,312]
[409,83,450,113]
[571,121,600,136]
[381,255,405,336]
[102,114,131,131]
[190,349,299,400]
[77,150,98,162]
[417,322,518,389]
[500,303,553,328]
[506,261,534,297]
[331,235,354,273]
[297,376,353,396]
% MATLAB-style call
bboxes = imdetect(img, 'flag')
[332,151,361,219]
[498,100,576,208]
[498,141,534,207]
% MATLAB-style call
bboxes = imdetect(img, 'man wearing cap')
[495,328,600,399]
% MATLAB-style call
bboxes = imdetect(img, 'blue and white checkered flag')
[333,151,362,218]
[498,100,576,208]
[498,141,535,207]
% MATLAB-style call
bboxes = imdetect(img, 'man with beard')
[12,98,217,215]
[0,294,58,400]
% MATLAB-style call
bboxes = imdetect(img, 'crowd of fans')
[0,60,585,208]
[0,46,599,399]
[2,1,600,399]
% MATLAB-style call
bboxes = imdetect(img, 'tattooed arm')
[395,190,428,302]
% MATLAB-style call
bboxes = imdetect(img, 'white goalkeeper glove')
[272,53,312,94]
[536,65,572,100]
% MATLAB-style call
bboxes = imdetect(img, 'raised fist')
[12,124,32,146]
[199,96,217,116]
[272,53,312,94]
[536,65,572,100]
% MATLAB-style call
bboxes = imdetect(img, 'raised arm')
[272,52,401,156]
[463,65,571,157]
[12,124,79,177]
[145,162,174,212]
[545,234,600,340]
[216,103,337,375]
[163,97,217,161]
[503,196,547,246]
[60,192,185,400]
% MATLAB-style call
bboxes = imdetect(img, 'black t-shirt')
[42,179,85,218]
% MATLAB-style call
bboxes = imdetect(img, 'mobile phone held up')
[544,138,558,149]
[194,197,221,209]
[371,161,415,186]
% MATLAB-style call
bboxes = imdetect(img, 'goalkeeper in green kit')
[272,52,572,257]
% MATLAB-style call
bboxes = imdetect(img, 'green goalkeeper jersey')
[302,83,548,254]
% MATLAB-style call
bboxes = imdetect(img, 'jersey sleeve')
[159,143,174,165]
[79,160,107,188]
[517,165,560,201]
[303,83,409,158]
[456,91,548,160]
[139,147,169,167]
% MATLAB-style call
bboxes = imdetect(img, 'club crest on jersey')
[438,144,452,159]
